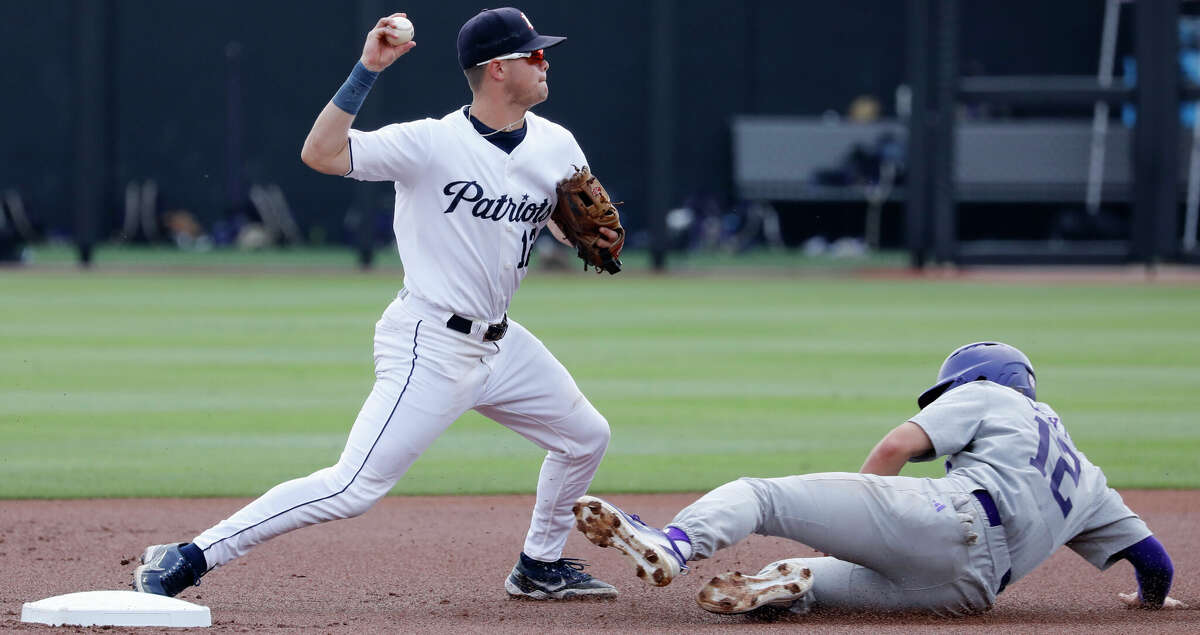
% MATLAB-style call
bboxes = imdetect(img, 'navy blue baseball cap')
[457,7,566,69]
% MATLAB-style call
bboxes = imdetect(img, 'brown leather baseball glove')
[552,166,625,274]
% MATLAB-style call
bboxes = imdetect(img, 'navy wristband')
[332,61,380,115]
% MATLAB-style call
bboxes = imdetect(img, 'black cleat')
[132,543,205,597]
[504,552,618,600]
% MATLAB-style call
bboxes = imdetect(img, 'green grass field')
[3,251,1198,498]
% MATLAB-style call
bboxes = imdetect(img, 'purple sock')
[665,526,690,545]
[664,526,693,561]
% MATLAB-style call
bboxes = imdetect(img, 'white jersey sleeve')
[346,119,436,184]
[347,108,592,321]
[564,132,588,171]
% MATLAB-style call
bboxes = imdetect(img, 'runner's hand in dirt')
[1117,592,1189,609]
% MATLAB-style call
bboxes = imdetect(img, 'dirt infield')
[2,491,1195,633]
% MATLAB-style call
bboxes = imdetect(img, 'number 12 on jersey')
[517,229,537,269]
[1029,415,1081,518]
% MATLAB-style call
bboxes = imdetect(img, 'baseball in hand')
[384,17,414,46]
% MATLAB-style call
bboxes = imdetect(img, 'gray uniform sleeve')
[1065,488,1152,570]
[907,387,986,463]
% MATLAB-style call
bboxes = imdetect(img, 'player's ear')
[486,59,507,82]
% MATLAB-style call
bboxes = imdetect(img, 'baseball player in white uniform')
[132,7,623,601]
[574,342,1186,616]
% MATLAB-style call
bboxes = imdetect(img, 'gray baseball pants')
[668,472,1011,616]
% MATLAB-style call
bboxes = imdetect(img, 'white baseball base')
[21,590,211,628]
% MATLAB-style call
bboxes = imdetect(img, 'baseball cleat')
[572,495,688,587]
[696,558,813,615]
[504,552,618,600]
[132,543,205,597]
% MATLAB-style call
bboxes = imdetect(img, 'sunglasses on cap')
[475,49,545,66]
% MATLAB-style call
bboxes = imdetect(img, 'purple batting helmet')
[917,341,1037,408]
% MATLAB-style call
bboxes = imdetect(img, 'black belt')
[973,489,1012,594]
[446,313,508,342]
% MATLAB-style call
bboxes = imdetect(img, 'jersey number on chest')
[517,228,538,269]
[1028,415,1082,518]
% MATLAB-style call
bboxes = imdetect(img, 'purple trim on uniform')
[971,489,1011,594]
[1116,535,1173,607]
[665,526,691,552]
[614,508,687,570]
[664,526,689,544]
[973,489,1002,527]
[203,320,425,556]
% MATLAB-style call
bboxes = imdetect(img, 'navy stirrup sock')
[179,542,208,575]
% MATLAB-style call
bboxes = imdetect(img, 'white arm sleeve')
[346,119,435,185]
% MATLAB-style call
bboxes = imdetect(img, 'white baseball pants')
[669,473,1011,616]
[194,291,610,568]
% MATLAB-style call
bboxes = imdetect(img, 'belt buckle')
[483,316,508,342]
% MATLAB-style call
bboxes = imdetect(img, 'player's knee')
[736,477,777,518]
[578,411,611,457]
[321,464,392,518]
[340,496,377,519]
[557,407,609,462]
[338,478,390,518]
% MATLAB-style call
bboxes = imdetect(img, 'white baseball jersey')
[192,107,611,570]
[347,107,587,322]
[910,381,1152,583]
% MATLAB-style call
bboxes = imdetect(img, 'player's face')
[503,53,550,108]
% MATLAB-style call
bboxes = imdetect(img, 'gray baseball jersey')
[909,381,1151,583]
[668,380,1152,614]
